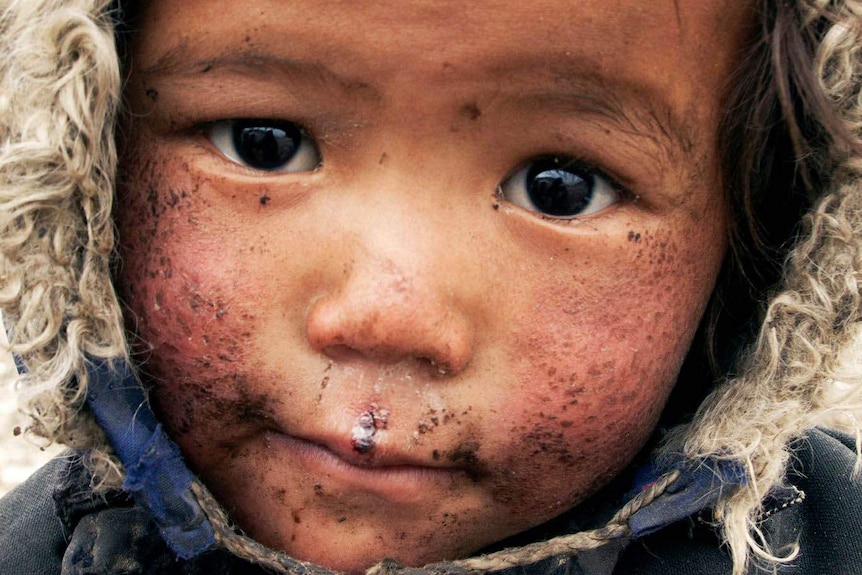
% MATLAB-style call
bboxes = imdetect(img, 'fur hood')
[0,1,860,574]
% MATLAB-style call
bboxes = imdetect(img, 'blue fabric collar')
[627,456,748,537]
[84,357,215,560]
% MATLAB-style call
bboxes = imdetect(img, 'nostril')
[320,347,455,376]
[320,344,362,363]
[317,346,462,381]
[424,357,453,377]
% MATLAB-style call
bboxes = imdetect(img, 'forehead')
[130,0,756,177]
[132,0,754,105]
[129,0,754,187]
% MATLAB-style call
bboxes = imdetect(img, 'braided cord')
[191,480,336,575]
[191,470,681,575]
[440,469,680,573]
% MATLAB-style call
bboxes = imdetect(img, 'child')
[0,0,860,573]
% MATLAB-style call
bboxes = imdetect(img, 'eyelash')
[199,119,322,174]
[497,155,632,221]
[195,119,635,220]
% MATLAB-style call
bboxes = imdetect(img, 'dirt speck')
[459,102,482,121]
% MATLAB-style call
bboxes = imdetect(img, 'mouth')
[264,429,468,502]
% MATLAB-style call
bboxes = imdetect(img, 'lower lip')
[266,432,462,503]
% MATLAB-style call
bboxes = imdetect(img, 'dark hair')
[665,0,860,422]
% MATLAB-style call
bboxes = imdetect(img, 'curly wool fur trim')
[663,2,862,573]
[0,0,125,488]
[670,181,862,573]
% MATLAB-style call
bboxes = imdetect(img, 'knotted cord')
[191,469,682,575]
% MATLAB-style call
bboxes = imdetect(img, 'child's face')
[116,0,751,570]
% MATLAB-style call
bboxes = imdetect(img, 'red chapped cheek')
[114,143,279,452]
[477,224,716,520]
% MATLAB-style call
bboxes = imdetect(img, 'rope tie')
[191,481,335,575]
[191,469,682,575]
[441,468,681,573]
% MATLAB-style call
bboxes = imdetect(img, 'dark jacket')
[2,428,859,575]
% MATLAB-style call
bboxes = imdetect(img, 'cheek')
[114,151,272,445]
[481,223,722,515]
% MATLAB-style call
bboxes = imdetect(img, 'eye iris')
[526,161,593,217]
[233,121,301,170]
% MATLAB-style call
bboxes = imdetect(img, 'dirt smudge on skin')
[152,371,279,444]
[447,441,487,482]
[459,102,482,120]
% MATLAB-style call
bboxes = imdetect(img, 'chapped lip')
[262,428,470,502]
[267,426,448,470]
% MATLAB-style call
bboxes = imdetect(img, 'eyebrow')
[140,46,696,164]
[138,47,379,101]
[493,58,698,165]
[519,90,696,168]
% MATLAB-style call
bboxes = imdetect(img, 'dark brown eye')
[207,119,320,172]
[498,156,620,219]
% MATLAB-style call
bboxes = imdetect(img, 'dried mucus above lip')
[351,404,389,454]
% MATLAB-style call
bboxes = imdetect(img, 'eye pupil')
[527,162,593,217]
[233,121,301,171]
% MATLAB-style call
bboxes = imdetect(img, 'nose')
[305,253,475,376]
